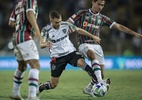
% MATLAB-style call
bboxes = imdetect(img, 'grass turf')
[0,70,142,100]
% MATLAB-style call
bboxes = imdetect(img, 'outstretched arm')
[76,27,101,44]
[113,23,142,38]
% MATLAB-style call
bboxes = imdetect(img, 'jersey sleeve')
[102,15,115,29]
[68,22,77,33]
[41,27,46,37]
[26,0,37,14]
[69,10,86,24]
[41,25,52,41]
[9,9,16,22]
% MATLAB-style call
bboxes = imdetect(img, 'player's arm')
[40,39,52,49]
[40,28,52,48]
[8,10,16,27]
[113,23,142,38]
[40,37,47,48]
[66,19,73,24]
[26,11,40,40]
[76,28,101,44]
[68,22,101,44]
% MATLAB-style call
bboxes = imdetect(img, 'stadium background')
[0,0,142,70]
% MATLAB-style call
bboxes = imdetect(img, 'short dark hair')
[49,10,61,19]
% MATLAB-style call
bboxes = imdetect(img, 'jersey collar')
[89,9,100,15]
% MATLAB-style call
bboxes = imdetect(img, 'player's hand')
[46,42,52,48]
[93,36,101,44]
[34,29,41,41]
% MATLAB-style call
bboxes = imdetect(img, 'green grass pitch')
[0,70,142,100]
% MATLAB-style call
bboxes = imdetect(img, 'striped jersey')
[69,9,116,44]
[9,0,38,44]
[41,21,77,58]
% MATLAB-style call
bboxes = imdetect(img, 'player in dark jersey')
[67,0,142,96]
[8,0,40,100]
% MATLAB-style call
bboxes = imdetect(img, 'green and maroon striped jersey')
[69,9,115,44]
[10,0,38,44]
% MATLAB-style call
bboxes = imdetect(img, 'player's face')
[51,17,62,29]
[92,0,105,13]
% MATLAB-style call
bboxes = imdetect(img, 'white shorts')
[14,40,39,61]
[79,43,105,65]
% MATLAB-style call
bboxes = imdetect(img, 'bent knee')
[87,50,96,60]
[18,61,27,72]
[77,58,85,68]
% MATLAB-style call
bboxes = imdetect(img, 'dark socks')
[82,63,97,82]
[39,81,52,92]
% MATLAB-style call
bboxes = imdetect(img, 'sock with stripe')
[28,69,39,98]
[82,63,97,82]
[13,68,25,96]
[91,60,102,82]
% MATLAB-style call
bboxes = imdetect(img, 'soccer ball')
[91,82,107,97]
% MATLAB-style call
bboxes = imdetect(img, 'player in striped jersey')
[67,0,142,96]
[36,10,110,97]
[8,0,40,100]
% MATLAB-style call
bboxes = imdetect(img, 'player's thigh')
[26,59,40,69]
[79,43,94,58]
[68,52,84,67]
[50,57,67,77]
[79,44,105,65]
[14,47,27,71]
[16,40,39,61]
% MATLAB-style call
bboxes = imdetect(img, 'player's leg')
[100,65,104,79]
[92,45,111,88]
[67,51,97,96]
[79,44,103,82]
[36,77,59,96]
[10,47,27,100]
[26,60,40,99]
[17,40,40,100]
[77,58,97,81]
[79,44,110,96]
[37,57,66,96]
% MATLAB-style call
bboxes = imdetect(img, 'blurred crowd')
[0,0,142,56]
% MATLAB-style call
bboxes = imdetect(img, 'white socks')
[13,69,25,96]
[28,69,39,98]
[91,60,102,82]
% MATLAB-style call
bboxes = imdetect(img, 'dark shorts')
[50,51,83,77]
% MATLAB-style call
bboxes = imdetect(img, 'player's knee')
[77,58,85,68]
[18,61,27,72]
[87,50,96,60]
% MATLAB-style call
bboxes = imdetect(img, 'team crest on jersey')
[83,21,88,27]
[52,35,55,38]
[62,29,67,34]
